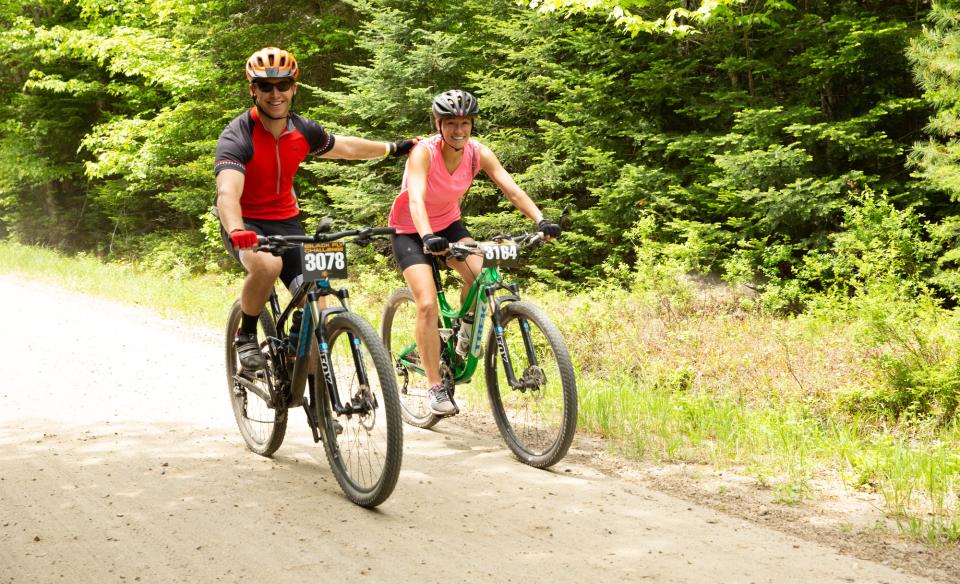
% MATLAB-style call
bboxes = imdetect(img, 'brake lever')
[257,235,293,257]
[519,232,546,249]
[314,216,334,235]
[266,244,289,257]
[447,244,479,262]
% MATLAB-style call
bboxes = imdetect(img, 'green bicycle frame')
[396,255,522,385]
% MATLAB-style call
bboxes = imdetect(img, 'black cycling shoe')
[235,333,267,371]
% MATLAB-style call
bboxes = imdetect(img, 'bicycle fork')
[301,286,376,443]
[490,301,541,391]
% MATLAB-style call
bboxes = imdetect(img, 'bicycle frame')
[395,253,540,390]
[262,276,375,443]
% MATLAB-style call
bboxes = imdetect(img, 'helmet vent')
[432,89,479,118]
[245,47,300,81]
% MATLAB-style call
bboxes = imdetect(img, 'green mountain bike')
[381,232,577,468]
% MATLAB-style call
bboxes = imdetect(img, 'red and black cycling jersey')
[214,108,335,220]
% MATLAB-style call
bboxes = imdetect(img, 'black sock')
[240,311,260,335]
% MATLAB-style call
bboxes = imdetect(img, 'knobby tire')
[318,312,403,507]
[484,301,577,468]
[225,299,288,457]
[381,287,441,429]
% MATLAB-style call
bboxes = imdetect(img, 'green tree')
[0,0,358,260]
[908,1,960,301]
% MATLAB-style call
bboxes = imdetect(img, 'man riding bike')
[214,47,415,371]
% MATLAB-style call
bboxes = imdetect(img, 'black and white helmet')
[432,89,479,118]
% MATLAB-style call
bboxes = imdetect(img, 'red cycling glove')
[229,229,259,250]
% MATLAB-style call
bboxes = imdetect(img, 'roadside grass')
[0,241,402,329]
[3,240,960,542]
[0,242,240,328]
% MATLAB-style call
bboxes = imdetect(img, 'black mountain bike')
[225,224,402,507]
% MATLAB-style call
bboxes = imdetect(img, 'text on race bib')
[301,241,348,280]
[479,242,519,268]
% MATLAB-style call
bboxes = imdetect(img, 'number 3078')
[304,252,345,271]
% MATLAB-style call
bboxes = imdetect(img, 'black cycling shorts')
[220,215,305,290]
[392,220,472,271]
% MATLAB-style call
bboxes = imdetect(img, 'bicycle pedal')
[436,403,460,418]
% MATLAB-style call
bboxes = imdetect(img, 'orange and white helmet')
[245,47,299,81]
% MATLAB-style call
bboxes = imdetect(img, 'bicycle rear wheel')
[225,299,288,456]
[485,301,577,468]
[381,288,440,429]
[318,312,403,507]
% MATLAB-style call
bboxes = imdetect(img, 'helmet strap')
[251,93,293,122]
[441,136,465,152]
[438,117,468,152]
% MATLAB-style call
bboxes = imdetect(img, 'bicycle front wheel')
[485,301,577,468]
[381,288,440,429]
[318,312,403,507]
[225,300,288,457]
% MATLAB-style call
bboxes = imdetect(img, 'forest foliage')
[0,0,956,307]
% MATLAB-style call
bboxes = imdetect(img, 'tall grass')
[3,240,960,542]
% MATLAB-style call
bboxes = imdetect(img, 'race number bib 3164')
[479,242,519,268]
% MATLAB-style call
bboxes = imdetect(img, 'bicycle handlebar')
[255,226,396,255]
[444,231,547,261]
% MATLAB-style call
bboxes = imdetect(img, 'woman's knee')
[415,296,438,320]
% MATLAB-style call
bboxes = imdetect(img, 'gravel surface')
[0,274,946,583]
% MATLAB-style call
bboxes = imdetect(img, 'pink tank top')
[388,134,481,234]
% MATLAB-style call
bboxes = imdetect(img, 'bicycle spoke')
[225,299,287,457]
[382,288,438,428]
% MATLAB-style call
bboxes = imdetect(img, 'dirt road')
[0,274,937,583]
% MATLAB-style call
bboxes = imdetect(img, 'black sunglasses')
[253,80,294,93]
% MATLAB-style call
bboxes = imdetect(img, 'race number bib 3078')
[301,242,347,280]
[479,242,519,268]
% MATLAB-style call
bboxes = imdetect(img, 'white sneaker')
[428,384,457,416]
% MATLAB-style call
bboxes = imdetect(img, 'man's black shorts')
[391,220,472,271]
[220,215,305,290]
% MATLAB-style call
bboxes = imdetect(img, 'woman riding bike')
[387,89,561,416]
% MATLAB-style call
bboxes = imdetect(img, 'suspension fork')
[518,318,538,368]
[340,287,374,402]
[489,293,523,390]
[307,283,370,417]
[489,287,538,390]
